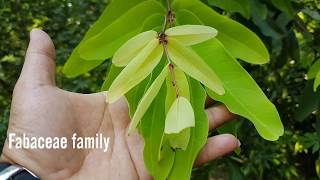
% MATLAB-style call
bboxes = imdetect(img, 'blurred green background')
[0,0,319,179]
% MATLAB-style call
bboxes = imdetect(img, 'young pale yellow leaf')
[167,128,190,150]
[165,96,195,134]
[107,39,163,103]
[165,67,190,113]
[167,38,225,95]
[128,65,169,135]
[113,30,158,67]
[165,25,217,46]
[314,71,320,92]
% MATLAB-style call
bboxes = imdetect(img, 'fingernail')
[237,139,241,147]
[30,28,40,40]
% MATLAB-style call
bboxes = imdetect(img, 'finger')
[195,134,240,167]
[19,29,56,87]
[67,92,109,136]
[107,95,131,130]
[206,105,235,131]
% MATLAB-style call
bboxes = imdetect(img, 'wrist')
[1,140,42,178]
[0,155,39,179]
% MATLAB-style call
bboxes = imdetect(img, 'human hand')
[1,29,240,180]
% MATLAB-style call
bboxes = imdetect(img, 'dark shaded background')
[0,0,319,179]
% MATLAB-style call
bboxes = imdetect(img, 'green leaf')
[271,0,295,18]
[167,38,225,95]
[167,128,190,150]
[165,67,190,113]
[101,64,123,91]
[112,31,158,67]
[307,59,320,79]
[226,159,245,180]
[63,0,148,77]
[175,9,204,25]
[251,0,268,20]
[165,96,195,134]
[125,58,166,118]
[193,39,283,141]
[218,121,242,154]
[107,39,163,103]
[128,65,168,135]
[208,0,251,19]
[141,13,164,31]
[140,86,175,180]
[314,71,320,92]
[173,0,270,64]
[165,25,217,46]
[79,0,165,60]
[294,81,320,122]
[168,78,208,179]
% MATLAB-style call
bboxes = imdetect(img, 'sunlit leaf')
[165,67,190,113]
[165,96,195,134]
[112,31,158,67]
[140,87,175,180]
[63,0,152,77]
[173,0,270,64]
[128,65,168,135]
[307,59,320,79]
[141,13,164,31]
[78,0,165,60]
[168,79,208,179]
[165,25,217,46]
[167,128,190,150]
[175,9,204,25]
[107,39,163,103]
[101,64,123,91]
[167,38,225,95]
[193,39,283,141]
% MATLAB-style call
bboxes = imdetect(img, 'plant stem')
[163,44,180,97]
[159,0,179,97]
[166,0,171,11]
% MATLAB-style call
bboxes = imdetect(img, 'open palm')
[1,29,239,180]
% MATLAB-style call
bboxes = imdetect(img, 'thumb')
[19,29,56,87]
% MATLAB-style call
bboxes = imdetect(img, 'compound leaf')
[168,78,208,179]
[79,0,165,60]
[107,39,163,103]
[167,38,225,95]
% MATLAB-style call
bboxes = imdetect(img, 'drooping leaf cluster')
[63,0,285,178]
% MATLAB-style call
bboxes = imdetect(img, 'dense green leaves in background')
[0,0,319,179]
